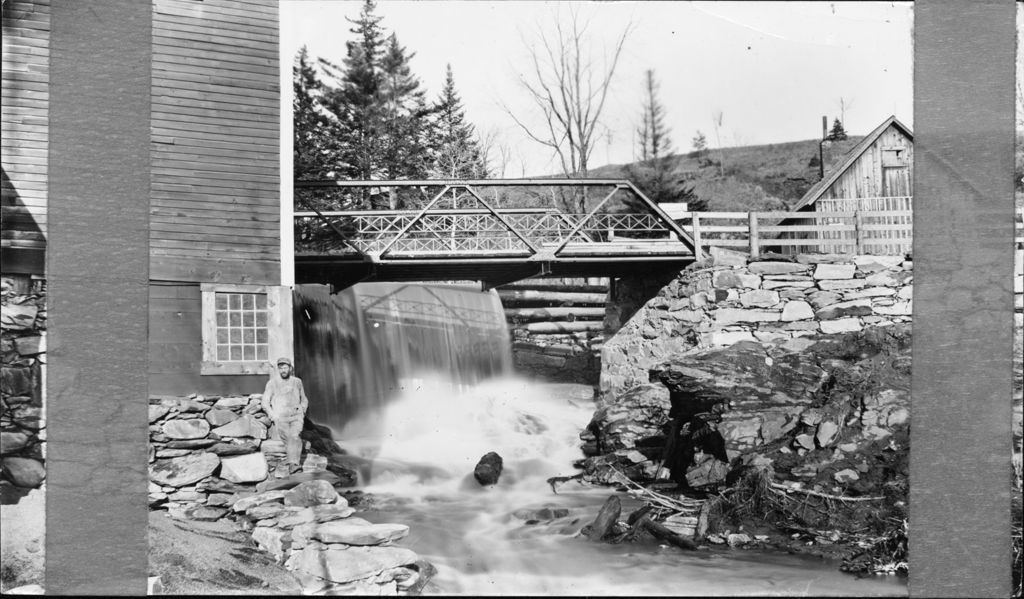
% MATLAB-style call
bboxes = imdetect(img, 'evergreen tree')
[692,130,712,167]
[378,33,432,183]
[293,46,333,180]
[636,69,672,162]
[626,69,683,213]
[827,117,848,141]
[324,0,387,185]
[432,64,488,179]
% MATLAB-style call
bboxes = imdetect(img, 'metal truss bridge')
[294,179,700,291]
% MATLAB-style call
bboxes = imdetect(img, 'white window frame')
[200,283,291,375]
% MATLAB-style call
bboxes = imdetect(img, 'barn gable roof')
[792,115,913,211]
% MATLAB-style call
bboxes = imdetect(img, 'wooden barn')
[786,115,914,255]
[1,0,292,396]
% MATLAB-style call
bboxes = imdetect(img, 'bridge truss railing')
[294,179,698,259]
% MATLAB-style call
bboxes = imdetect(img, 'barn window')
[881,147,908,167]
[200,283,291,375]
[213,292,269,362]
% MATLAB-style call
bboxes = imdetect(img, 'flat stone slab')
[286,545,420,584]
[220,453,269,483]
[257,470,341,493]
[213,396,250,409]
[212,415,267,440]
[306,520,409,546]
[813,264,856,280]
[164,438,219,450]
[232,489,286,512]
[162,418,211,440]
[150,452,220,488]
[204,409,239,427]
[284,479,340,507]
[149,405,170,423]
[747,261,810,275]
[209,441,259,456]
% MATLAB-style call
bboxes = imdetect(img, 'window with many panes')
[214,292,270,362]
[201,283,288,375]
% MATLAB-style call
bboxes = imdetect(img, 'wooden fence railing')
[675,206,1024,257]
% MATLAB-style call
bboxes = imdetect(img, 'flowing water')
[293,282,907,596]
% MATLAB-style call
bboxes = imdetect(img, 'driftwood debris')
[636,515,699,551]
[546,473,584,494]
[769,482,884,502]
[583,495,621,541]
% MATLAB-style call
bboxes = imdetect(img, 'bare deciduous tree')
[504,7,632,212]
[835,96,855,127]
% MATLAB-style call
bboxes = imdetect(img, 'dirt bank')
[148,512,302,595]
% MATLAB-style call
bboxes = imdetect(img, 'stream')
[294,282,906,595]
[332,376,906,596]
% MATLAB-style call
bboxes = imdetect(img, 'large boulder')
[596,324,915,489]
[472,452,503,486]
[583,383,670,456]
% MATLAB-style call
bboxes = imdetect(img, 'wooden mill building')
[788,115,914,255]
[2,0,290,396]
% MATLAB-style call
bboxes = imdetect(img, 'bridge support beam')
[481,262,552,292]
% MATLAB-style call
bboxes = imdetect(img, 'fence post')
[748,212,760,258]
[691,213,702,254]
[854,209,865,254]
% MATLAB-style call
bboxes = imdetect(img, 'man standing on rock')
[262,357,308,477]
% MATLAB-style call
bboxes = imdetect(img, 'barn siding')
[148,283,266,395]
[1,0,49,274]
[150,0,280,284]
[820,124,913,201]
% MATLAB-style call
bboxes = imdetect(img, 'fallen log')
[583,495,621,541]
[637,515,699,551]
[497,289,607,306]
[500,279,609,294]
[523,321,605,334]
[505,307,606,322]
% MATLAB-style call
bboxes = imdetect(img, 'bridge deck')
[294,179,700,290]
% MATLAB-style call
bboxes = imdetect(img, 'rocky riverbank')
[578,321,914,574]
[148,392,434,595]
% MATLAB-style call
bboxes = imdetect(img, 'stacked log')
[497,277,609,384]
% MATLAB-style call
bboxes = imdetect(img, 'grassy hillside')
[588,137,863,212]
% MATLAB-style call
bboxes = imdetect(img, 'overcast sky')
[282,1,914,177]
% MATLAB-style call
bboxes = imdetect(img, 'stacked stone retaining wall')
[602,248,1024,400]
[0,275,46,590]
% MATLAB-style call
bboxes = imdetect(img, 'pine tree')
[636,70,672,162]
[627,69,680,212]
[432,64,488,179]
[293,46,333,180]
[827,117,848,141]
[324,0,387,185]
[378,34,431,181]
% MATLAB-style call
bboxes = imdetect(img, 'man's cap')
[276,357,293,367]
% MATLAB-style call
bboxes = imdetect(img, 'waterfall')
[292,282,512,438]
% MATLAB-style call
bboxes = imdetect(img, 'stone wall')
[601,252,924,399]
[0,275,46,590]
[148,392,430,594]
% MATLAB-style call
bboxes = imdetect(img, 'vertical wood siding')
[812,124,914,255]
[819,125,913,201]
[1,0,50,271]
[150,0,280,284]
